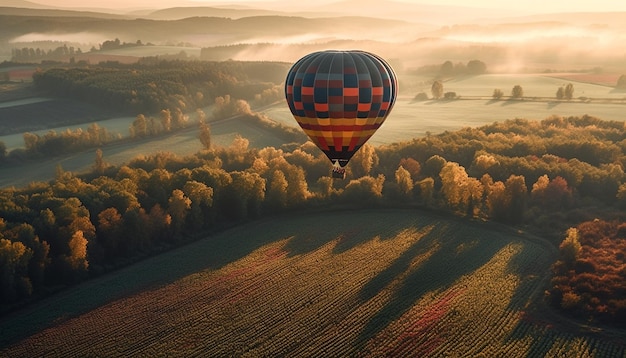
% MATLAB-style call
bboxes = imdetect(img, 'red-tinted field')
[1,209,623,357]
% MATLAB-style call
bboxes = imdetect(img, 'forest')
[31,59,289,115]
[0,59,291,162]
[1,109,626,326]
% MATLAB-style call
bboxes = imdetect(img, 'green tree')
[556,86,564,100]
[617,74,626,89]
[440,60,454,76]
[431,80,444,99]
[564,83,574,100]
[0,141,7,161]
[466,59,487,74]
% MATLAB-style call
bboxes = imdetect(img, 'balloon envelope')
[285,50,397,172]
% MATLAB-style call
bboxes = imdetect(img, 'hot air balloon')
[285,50,397,179]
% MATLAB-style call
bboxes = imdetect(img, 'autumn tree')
[559,227,582,266]
[511,85,523,99]
[199,120,212,150]
[131,114,148,138]
[93,148,106,175]
[398,158,421,181]
[394,165,414,198]
[504,175,527,224]
[415,177,435,205]
[96,207,124,257]
[342,174,385,205]
[182,180,213,230]
[439,162,483,216]
[160,109,172,132]
[492,89,504,99]
[167,189,191,239]
[265,169,289,210]
[65,230,88,272]
[349,143,378,178]
[531,175,573,211]
[0,239,33,302]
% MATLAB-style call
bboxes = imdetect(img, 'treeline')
[11,45,82,63]
[32,59,290,115]
[2,115,626,326]
[10,38,152,63]
[0,94,289,164]
[411,59,487,77]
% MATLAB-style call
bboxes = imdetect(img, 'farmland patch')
[2,209,622,356]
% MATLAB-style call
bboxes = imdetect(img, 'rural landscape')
[1,0,626,356]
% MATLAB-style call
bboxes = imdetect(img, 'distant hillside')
[0,13,417,49]
[0,6,129,19]
[0,0,54,9]
[145,6,283,20]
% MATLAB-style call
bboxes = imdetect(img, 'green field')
[1,209,623,357]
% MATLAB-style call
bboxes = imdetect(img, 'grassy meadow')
[1,208,623,357]
[262,73,626,146]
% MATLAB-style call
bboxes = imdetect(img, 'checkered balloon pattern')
[285,50,397,167]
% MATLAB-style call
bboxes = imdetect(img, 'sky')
[25,0,626,13]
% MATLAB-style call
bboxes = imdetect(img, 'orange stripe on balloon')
[343,88,359,96]
[315,103,329,112]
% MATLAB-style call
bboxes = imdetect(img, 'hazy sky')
[27,0,626,13]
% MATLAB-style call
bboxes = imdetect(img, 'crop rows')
[2,210,625,357]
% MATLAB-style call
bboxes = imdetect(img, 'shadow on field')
[502,234,560,357]
[547,101,561,109]
[0,209,410,347]
[282,211,404,257]
[355,221,509,349]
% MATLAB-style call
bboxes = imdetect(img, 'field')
[263,73,626,146]
[2,72,625,188]
[1,208,624,357]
